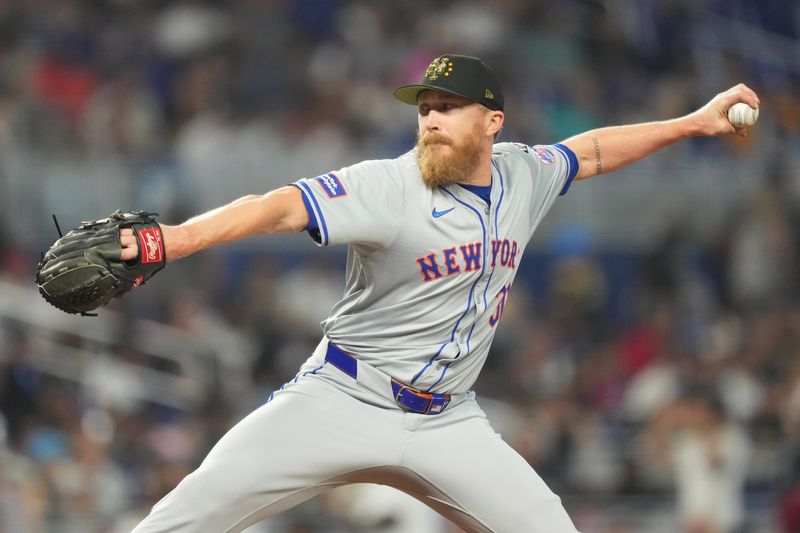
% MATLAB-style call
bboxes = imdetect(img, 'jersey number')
[489,284,512,327]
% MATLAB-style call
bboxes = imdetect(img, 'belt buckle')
[394,383,435,415]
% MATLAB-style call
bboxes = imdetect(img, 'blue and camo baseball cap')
[394,54,504,111]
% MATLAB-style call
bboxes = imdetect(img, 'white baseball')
[727,102,759,127]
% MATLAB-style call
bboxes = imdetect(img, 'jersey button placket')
[475,206,492,312]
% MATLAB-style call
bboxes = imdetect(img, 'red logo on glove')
[137,228,164,264]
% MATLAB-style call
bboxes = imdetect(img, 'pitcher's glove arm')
[35,210,166,315]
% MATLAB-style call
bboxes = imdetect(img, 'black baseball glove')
[35,210,166,315]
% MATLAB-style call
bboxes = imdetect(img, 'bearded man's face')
[416,123,484,188]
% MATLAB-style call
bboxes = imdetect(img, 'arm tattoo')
[592,137,602,174]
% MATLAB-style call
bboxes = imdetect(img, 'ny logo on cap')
[425,57,453,80]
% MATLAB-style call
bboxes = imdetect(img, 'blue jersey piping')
[413,187,487,391]
[266,364,324,403]
[482,162,505,310]
[552,143,579,196]
[293,180,329,245]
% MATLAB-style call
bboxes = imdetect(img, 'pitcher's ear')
[486,111,504,137]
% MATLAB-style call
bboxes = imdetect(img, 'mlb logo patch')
[315,173,347,199]
[532,145,556,165]
[511,142,530,154]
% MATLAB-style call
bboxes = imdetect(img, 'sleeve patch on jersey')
[315,172,348,199]
[532,145,556,165]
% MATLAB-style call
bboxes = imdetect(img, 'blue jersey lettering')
[460,242,482,272]
[416,253,443,282]
[443,247,461,276]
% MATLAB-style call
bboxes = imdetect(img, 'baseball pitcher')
[38,53,759,532]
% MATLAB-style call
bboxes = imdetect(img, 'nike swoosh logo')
[432,207,455,218]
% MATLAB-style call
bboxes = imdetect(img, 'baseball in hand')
[727,102,759,128]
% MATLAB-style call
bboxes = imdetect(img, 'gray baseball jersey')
[292,142,578,394]
[132,141,583,533]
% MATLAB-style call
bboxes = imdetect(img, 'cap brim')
[393,84,475,106]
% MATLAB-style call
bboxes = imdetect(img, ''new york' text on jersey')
[292,142,578,394]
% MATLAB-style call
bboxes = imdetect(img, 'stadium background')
[1,1,800,531]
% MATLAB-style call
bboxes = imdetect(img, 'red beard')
[416,127,483,188]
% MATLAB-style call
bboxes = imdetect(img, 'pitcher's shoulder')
[492,141,535,159]
[345,151,414,176]
[386,149,423,184]
[491,142,540,175]
[339,151,420,195]
[493,142,566,168]
[353,150,417,171]
[395,149,420,170]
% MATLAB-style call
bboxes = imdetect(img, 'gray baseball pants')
[131,352,580,532]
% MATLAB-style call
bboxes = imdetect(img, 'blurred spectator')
[642,393,752,533]
[0,324,43,447]
[0,442,46,532]
[274,259,345,339]
[727,187,796,309]
[83,345,148,414]
[780,477,800,533]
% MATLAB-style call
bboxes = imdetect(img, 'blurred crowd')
[1,0,800,532]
